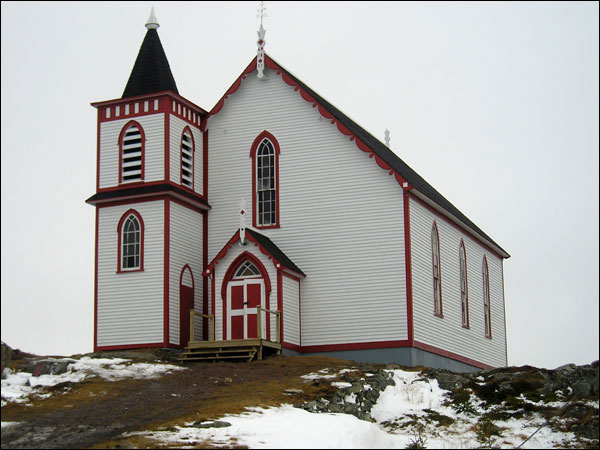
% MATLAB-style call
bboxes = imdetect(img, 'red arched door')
[225,259,268,340]
[179,266,194,347]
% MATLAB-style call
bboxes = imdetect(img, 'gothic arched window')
[459,240,469,328]
[250,131,280,228]
[431,222,443,317]
[482,256,492,338]
[117,210,144,272]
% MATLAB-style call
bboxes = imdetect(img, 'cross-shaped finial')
[257,1,267,28]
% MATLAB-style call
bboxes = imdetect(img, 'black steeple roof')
[122,26,178,99]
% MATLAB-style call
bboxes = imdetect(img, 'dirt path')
[1,355,360,449]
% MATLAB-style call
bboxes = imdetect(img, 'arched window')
[235,260,261,278]
[431,222,443,317]
[181,128,194,188]
[117,210,144,272]
[250,131,280,228]
[119,122,144,183]
[482,256,492,338]
[459,240,469,328]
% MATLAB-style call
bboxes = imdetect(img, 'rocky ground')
[1,342,598,449]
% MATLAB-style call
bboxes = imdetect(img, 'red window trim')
[431,221,443,318]
[116,209,144,273]
[459,239,470,329]
[249,130,280,229]
[482,255,492,339]
[180,126,195,191]
[118,120,146,185]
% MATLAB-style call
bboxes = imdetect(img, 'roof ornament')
[256,1,267,80]
[384,129,391,147]
[239,199,247,246]
[145,6,159,30]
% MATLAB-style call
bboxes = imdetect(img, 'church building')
[86,9,510,372]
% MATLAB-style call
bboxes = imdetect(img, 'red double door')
[227,279,267,340]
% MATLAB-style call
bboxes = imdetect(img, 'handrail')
[189,309,215,343]
[256,305,281,344]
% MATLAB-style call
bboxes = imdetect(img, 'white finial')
[384,129,391,147]
[239,199,247,245]
[146,6,159,30]
[256,1,267,80]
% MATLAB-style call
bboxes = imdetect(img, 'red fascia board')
[91,90,207,115]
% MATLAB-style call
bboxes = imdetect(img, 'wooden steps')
[178,339,281,362]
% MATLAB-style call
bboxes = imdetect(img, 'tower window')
[120,122,144,183]
[181,128,194,188]
[117,210,144,272]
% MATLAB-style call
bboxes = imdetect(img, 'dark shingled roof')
[122,28,178,98]
[266,54,509,258]
[246,229,305,276]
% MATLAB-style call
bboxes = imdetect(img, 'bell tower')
[86,9,209,351]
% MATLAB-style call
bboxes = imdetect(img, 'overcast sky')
[1,1,598,369]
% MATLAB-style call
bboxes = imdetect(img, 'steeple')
[122,8,178,98]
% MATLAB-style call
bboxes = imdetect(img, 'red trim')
[93,208,99,352]
[301,340,411,353]
[403,191,414,345]
[413,341,493,370]
[204,229,292,276]
[92,91,207,125]
[459,239,470,329]
[431,221,444,318]
[203,130,209,198]
[116,209,145,273]
[250,130,281,229]
[164,107,170,183]
[409,192,507,260]
[206,55,412,192]
[179,264,195,288]
[179,264,195,349]
[501,259,508,366]
[95,107,101,192]
[164,199,170,346]
[202,212,209,341]
[282,342,302,352]
[95,342,177,352]
[277,271,283,343]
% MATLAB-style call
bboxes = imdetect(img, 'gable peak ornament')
[256,1,267,80]
[239,199,247,245]
[384,129,391,148]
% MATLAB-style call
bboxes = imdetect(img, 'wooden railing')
[189,310,215,343]
[256,306,281,344]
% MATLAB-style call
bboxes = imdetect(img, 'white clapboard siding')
[99,114,165,188]
[169,116,203,194]
[207,66,407,347]
[168,201,204,345]
[410,199,506,367]
[282,274,301,346]
[96,201,165,347]
[211,243,279,341]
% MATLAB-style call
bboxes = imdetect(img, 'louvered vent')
[181,130,193,188]
[122,126,142,182]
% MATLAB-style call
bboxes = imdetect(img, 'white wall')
[410,198,507,367]
[96,201,165,347]
[282,273,301,346]
[168,201,204,345]
[99,114,165,188]
[207,66,408,347]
